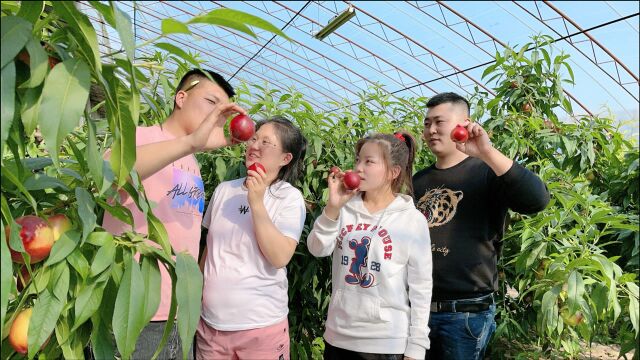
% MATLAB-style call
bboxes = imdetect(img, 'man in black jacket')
[413,92,550,360]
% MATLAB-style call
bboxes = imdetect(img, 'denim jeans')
[425,304,496,360]
[131,321,193,360]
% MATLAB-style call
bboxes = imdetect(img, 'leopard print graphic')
[416,188,463,227]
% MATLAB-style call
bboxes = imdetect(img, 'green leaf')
[123,181,149,214]
[86,231,113,247]
[147,212,172,257]
[21,157,52,171]
[38,58,91,168]
[91,312,116,360]
[482,63,498,79]
[88,1,115,28]
[48,261,70,301]
[28,290,64,359]
[1,61,16,158]
[526,242,547,268]
[486,96,502,110]
[23,173,69,191]
[593,254,615,281]
[190,8,290,41]
[112,2,135,62]
[540,47,551,67]
[56,315,86,359]
[86,118,105,194]
[562,62,575,83]
[65,137,88,173]
[566,270,584,315]
[73,281,106,331]
[586,140,595,166]
[66,248,90,280]
[590,282,608,316]
[2,165,37,211]
[215,157,227,182]
[17,1,44,24]
[154,42,200,67]
[97,198,134,225]
[112,255,146,359]
[152,272,178,360]
[44,230,80,266]
[561,136,576,156]
[20,38,48,88]
[541,286,560,335]
[279,93,292,103]
[104,67,136,188]
[313,138,322,159]
[76,188,97,243]
[0,219,11,339]
[628,283,639,336]
[161,18,191,35]
[0,16,31,68]
[20,85,42,136]
[176,253,203,360]
[53,1,101,71]
[140,256,161,325]
[90,237,116,277]
[187,14,256,39]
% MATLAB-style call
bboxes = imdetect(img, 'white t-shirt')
[201,178,306,331]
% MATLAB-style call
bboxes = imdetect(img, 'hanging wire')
[230,1,312,80]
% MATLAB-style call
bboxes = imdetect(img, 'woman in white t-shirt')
[196,116,307,360]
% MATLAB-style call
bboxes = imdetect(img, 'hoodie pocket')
[329,288,387,329]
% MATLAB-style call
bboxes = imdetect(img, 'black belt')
[430,293,495,313]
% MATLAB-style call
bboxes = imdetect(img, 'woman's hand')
[246,167,267,208]
[324,167,359,220]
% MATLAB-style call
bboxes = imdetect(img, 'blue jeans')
[425,304,496,360]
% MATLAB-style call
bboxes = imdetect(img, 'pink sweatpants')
[195,318,289,360]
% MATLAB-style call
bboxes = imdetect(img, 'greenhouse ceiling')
[78,1,639,122]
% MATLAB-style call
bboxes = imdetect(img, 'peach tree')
[1,2,286,359]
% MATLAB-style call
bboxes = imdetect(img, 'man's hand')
[456,120,513,176]
[454,120,493,159]
[188,103,247,151]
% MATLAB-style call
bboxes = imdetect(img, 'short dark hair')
[256,116,307,185]
[173,69,235,109]
[426,92,470,116]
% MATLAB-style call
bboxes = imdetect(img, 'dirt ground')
[490,338,636,359]
[577,342,634,360]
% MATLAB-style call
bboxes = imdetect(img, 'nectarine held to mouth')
[343,171,361,190]
[248,162,266,174]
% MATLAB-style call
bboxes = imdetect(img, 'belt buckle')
[430,301,455,312]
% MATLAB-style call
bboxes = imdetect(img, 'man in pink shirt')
[102,69,246,359]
